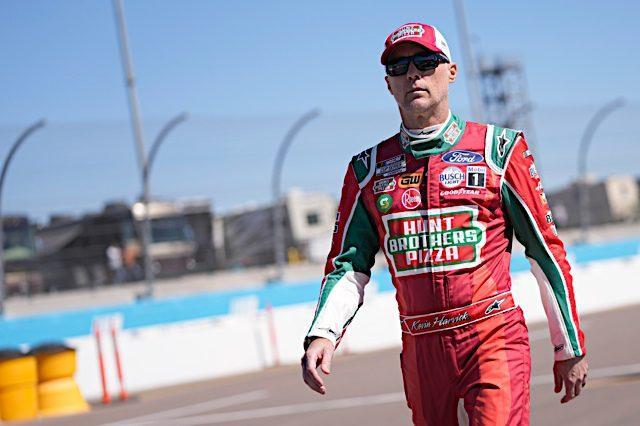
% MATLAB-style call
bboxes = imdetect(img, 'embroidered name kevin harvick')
[383,207,486,275]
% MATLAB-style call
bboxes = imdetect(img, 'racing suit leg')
[400,308,531,425]
[458,308,531,425]
[401,333,460,425]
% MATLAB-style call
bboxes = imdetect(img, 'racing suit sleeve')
[501,134,586,361]
[304,163,379,350]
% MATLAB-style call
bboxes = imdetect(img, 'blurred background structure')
[0,0,639,424]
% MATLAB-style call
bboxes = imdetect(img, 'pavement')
[20,303,640,426]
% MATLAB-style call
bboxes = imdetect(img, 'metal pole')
[577,98,625,242]
[271,109,321,282]
[145,112,189,182]
[0,119,46,315]
[137,113,188,297]
[112,0,154,298]
[452,0,484,122]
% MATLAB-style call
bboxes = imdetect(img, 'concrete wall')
[66,254,640,401]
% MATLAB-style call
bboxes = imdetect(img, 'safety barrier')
[0,237,638,402]
[31,343,89,417]
[2,237,638,349]
[0,350,38,421]
[0,345,89,421]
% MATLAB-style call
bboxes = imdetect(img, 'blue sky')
[0,0,638,221]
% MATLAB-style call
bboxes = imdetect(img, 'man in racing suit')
[301,23,588,425]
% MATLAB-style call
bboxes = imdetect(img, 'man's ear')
[448,63,458,83]
[385,75,392,94]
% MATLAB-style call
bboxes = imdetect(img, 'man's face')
[385,43,457,117]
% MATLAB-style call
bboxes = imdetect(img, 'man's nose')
[406,61,421,81]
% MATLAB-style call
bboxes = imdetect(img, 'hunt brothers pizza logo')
[382,206,486,276]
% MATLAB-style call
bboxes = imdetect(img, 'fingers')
[553,366,562,394]
[573,378,583,398]
[301,351,325,394]
[320,346,332,375]
[561,377,576,404]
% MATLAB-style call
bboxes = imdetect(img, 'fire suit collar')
[399,111,465,159]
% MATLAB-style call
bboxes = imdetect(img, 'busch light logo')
[442,150,484,165]
[439,166,465,188]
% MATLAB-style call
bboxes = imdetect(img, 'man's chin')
[404,99,434,114]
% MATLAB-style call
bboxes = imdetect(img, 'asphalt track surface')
[24,304,640,426]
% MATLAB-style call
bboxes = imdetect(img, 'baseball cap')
[380,23,452,64]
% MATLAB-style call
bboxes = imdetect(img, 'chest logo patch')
[373,177,396,194]
[376,194,393,213]
[466,166,486,188]
[376,154,407,177]
[442,150,483,165]
[399,173,422,188]
[439,166,465,188]
[401,188,421,210]
[382,206,486,276]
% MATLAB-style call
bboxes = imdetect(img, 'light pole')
[112,0,155,298]
[271,108,321,282]
[577,98,625,243]
[0,119,46,315]
[145,113,189,182]
[135,112,189,299]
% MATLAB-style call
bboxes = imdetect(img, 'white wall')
[70,256,640,401]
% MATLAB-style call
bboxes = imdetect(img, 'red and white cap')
[380,23,452,64]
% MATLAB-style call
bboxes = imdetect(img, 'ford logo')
[442,150,484,164]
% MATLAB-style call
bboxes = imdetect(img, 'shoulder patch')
[351,146,377,187]
[485,125,521,174]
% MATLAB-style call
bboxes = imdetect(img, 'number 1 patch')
[466,166,486,188]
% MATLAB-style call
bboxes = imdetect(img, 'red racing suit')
[304,112,586,425]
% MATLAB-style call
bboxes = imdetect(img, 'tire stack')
[30,343,89,417]
[0,349,39,422]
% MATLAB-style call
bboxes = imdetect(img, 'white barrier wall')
[71,256,640,401]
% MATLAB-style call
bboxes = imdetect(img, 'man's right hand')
[301,337,335,395]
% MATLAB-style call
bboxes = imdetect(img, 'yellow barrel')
[0,350,37,388]
[0,383,39,421]
[30,343,90,418]
[31,344,77,382]
[0,350,38,421]
[37,378,89,417]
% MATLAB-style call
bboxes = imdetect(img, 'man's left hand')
[553,355,588,404]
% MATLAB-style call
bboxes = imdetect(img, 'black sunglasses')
[385,53,449,77]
